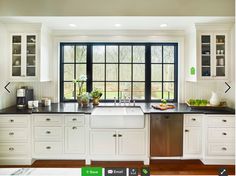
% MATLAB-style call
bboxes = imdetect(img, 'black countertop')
[0,103,235,115]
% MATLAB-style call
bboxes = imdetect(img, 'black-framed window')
[60,42,178,102]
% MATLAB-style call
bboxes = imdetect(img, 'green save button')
[82,167,103,176]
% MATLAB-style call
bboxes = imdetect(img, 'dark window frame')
[60,42,178,102]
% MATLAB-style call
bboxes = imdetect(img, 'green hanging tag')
[190,67,195,75]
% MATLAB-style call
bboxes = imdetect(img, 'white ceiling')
[0,16,234,31]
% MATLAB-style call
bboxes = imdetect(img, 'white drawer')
[34,127,63,141]
[208,143,235,156]
[0,116,29,127]
[208,128,235,143]
[0,128,28,142]
[207,115,235,127]
[34,142,62,154]
[33,115,63,126]
[65,115,85,126]
[0,143,29,156]
[184,114,202,127]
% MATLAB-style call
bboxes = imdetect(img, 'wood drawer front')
[207,116,235,127]
[0,128,28,142]
[65,115,85,126]
[208,128,235,143]
[34,127,63,140]
[34,115,63,126]
[34,142,62,154]
[208,143,235,156]
[0,143,28,156]
[0,116,28,127]
[184,115,202,127]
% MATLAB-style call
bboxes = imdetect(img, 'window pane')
[151,46,162,63]
[64,82,75,100]
[120,82,131,98]
[164,64,174,81]
[93,46,105,63]
[106,82,118,99]
[106,45,118,63]
[163,83,174,99]
[120,64,131,81]
[133,46,145,63]
[120,46,131,63]
[151,82,162,99]
[106,64,118,81]
[133,82,145,100]
[93,64,105,81]
[76,46,86,62]
[133,64,145,81]
[163,46,174,63]
[93,82,105,100]
[64,46,74,63]
[64,64,74,81]
[76,64,86,79]
[151,64,162,81]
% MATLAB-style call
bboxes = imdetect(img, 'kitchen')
[0,1,235,175]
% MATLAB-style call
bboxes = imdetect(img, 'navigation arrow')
[225,82,231,93]
[4,82,10,93]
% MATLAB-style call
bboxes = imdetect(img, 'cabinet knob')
[185,129,189,132]
[46,146,51,150]
[113,134,117,137]
[72,126,77,130]
[192,118,196,121]
[46,131,51,134]
[221,147,227,151]
[46,118,51,121]
[9,132,14,136]
[222,119,227,122]
[222,132,227,136]
[10,119,14,123]
[9,147,14,151]
[165,116,169,119]
[118,134,122,137]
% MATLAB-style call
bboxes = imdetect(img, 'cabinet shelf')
[202,43,210,45]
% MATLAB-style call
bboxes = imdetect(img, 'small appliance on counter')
[16,88,34,109]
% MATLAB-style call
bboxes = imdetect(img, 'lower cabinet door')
[184,127,202,154]
[65,126,85,154]
[118,131,146,156]
[90,130,116,155]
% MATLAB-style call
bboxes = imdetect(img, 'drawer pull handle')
[9,147,14,151]
[222,147,227,151]
[10,119,14,123]
[72,118,77,121]
[118,134,122,137]
[46,118,51,121]
[185,129,189,132]
[222,119,227,122]
[192,118,196,121]
[222,132,227,136]
[113,134,117,137]
[72,127,77,130]
[165,116,169,119]
[46,146,51,150]
[9,132,14,135]
[46,131,51,134]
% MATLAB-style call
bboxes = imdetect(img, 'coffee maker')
[16,88,34,109]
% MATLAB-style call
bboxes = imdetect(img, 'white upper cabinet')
[196,23,233,81]
[7,24,51,82]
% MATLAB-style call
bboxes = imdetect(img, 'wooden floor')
[0,160,235,175]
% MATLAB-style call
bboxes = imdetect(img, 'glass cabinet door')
[215,35,225,77]
[12,35,22,76]
[201,35,211,77]
[26,35,36,76]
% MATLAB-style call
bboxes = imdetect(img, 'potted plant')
[73,75,87,106]
[80,92,90,108]
[90,89,103,106]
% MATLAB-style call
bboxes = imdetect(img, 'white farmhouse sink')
[90,107,144,129]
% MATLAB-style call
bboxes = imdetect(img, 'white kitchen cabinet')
[65,126,85,154]
[183,114,203,158]
[6,24,51,82]
[90,130,116,156]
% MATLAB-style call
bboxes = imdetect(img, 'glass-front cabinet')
[11,34,37,80]
[199,32,228,80]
